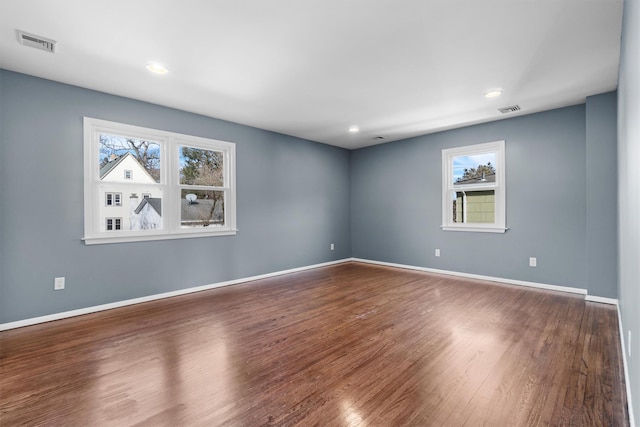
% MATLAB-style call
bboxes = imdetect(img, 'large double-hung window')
[441,140,506,233]
[83,118,236,244]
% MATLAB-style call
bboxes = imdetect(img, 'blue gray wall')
[0,70,621,326]
[586,92,618,298]
[618,0,639,422]
[0,70,351,324]
[351,100,618,298]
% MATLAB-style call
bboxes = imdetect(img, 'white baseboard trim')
[585,295,619,305]
[0,258,351,331]
[351,257,589,296]
[617,305,636,427]
[1,257,619,331]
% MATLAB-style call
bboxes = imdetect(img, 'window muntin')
[442,141,506,233]
[84,118,236,244]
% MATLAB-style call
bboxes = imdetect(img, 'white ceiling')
[0,0,623,149]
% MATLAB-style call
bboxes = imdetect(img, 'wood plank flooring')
[0,262,628,426]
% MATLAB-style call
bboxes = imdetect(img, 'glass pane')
[179,146,224,186]
[452,153,496,185]
[181,189,225,228]
[452,190,495,223]
[99,187,163,231]
[99,134,161,183]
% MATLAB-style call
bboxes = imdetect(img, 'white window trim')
[83,117,237,245]
[441,140,506,233]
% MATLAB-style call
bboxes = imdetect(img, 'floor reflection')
[342,399,366,426]
[85,316,235,424]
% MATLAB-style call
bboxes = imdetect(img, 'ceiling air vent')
[498,105,521,114]
[16,30,57,53]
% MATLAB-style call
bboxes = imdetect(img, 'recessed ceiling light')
[146,62,169,74]
[348,126,360,133]
[484,89,503,98]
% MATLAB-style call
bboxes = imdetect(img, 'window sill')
[83,229,238,245]
[441,226,507,234]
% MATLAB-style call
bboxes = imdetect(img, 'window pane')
[452,190,495,223]
[99,134,161,183]
[130,194,163,230]
[452,153,496,185]
[99,189,163,231]
[179,146,224,186]
[181,189,225,228]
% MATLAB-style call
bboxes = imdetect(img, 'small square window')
[105,192,122,206]
[106,217,122,231]
[124,170,132,180]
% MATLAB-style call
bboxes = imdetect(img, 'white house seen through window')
[441,140,506,233]
[83,118,237,244]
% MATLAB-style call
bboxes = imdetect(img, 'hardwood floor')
[0,262,628,426]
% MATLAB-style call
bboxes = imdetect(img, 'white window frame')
[124,170,132,180]
[441,140,506,233]
[84,117,237,245]
[105,192,122,206]
[106,217,122,231]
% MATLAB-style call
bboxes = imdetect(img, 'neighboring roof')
[454,172,496,185]
[181,199,223,222]
[100,152,158,182]
[99,152,132,179]
[134,197,162,216]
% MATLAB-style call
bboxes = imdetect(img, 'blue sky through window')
[452,153,496,183]
[99,134,160,164]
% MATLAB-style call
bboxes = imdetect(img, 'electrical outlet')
[330,243,334,251]
[435,249,440,257]
[54,277,65,290]
[629,330,632,357]
[529,257,537,267]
